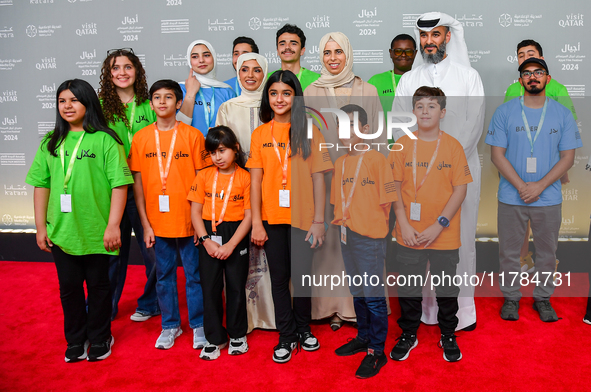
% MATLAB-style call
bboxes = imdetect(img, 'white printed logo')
[2,214,12,226]
[249,17,261,30]
[499,14,512,28]
[240,248,247,256]
[26,25,37,37]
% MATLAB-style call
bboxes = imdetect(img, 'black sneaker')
[438,334,462,362]
[298,331,320,351]
[272,341,297,363]
[584,315,591,325]
[65,341,89,363]
[335,337,368,356]
[355,350,387,379]
[87,336,114,362]
[533,300,558,322]
[389,333,417,361]
[500,299,519,321]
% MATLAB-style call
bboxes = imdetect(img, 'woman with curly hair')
[98,48,159,322]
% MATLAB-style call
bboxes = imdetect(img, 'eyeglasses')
[106,48,135,57]
[392,48,415,57]
[520,69,547,79]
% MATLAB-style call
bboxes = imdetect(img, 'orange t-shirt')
[389,131,472,250]
[246,121,333,228]
[187,165,251,222]
[129,122,211,238]
[331,149,397,239]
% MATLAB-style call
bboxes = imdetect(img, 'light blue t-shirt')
[486,98,582,207]
[179,83,236,136]
[224,76,242,96]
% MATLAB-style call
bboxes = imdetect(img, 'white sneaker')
[199,342,227,360]
[193,327,207,349]
[130,311,154,322]
[228,336,249,355]
[155,328,182,350]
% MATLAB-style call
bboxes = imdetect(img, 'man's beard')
[421,40,446,64]
[524,80,546,95]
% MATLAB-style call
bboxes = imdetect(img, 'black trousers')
[586,221,591,317]
[199,220,249,345]
[52,246,111,345]
[263,222,314,343]
[396,246,460,335]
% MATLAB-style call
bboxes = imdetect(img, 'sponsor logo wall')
[0,0,589,237]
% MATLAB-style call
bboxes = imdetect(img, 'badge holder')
[159,194,170,212]
[340,225,347,245]
[526,157,537,173]
[410,202,421,221]
[211,233,223,246]
[61,194,72,213]
[279,189,290,208]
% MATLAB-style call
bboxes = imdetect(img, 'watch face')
[439,217,449,227]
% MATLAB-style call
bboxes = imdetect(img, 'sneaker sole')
[193,340,207,350]
[301,343,320,352]
[228,345,249,355]
[156,329,182,350]
[583,317,591,325]
[442,350,462,362]
[65,341,90,363]
[390,338,418,361]
[273,343,296,363]
[130,314,153,322]
[87,336,114,362]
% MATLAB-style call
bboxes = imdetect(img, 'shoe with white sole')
[228,336,249,355]
[199,342,227,360]
[193,327,207,349]
[155,328,182,350]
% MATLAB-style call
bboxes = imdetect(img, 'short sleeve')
[309,128,333,174]
[558,108,582,151]
[485,106,509,148]
[245,127,263,169]
[451,139,473,186]
[376,154,397,205]
[192,132,211,170]
[187,170,205,204]
[26,138,51,188]
[103,137,134,188]
[242,170,251,210]
[129,134,141,172]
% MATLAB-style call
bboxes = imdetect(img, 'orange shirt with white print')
[187,165,251,222]
[331,149,397,239]
[389,131,472,250]
[246,121,333,229]
[129,121,211,238]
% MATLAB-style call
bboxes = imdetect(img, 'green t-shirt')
[26,131,134,256]
[504,79,577,120]
[104,98,157,156]
[269,67,321,92]
[368,70,402,117]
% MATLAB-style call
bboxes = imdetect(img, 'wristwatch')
[437,216,450,228]
[199,235,211,244]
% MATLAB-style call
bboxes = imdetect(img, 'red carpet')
[1,261,590,391]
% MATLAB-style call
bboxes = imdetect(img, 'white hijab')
[412,12,471,69]
[185,39,231,89]
[231,53,268,108]
[311,32,356,89]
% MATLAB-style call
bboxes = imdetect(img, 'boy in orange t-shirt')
[130,80,211,351]
[331,104,397,379]
[388,87,472,363]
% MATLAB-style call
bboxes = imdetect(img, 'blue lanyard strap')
[197,87,215,129]
[519,97,548,157]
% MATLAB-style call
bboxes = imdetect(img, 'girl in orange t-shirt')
[188,126,252,360]
[247,70,332,363]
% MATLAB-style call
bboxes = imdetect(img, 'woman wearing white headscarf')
[304,32,388,329]
[177,40,236,135]
[215,53,276,332]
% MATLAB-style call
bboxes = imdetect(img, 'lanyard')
[60,131,86,194]
[154,121,179,194]
[412,131,443,202]
[211,166,236,234]
[340,152,366,226]
[126,99,137,146]
[296,67,303,80]
[197,87,215,129]
[234,79,240,94]
[520,97,548,157]
[390,70,398,92]
[270,120,290,189]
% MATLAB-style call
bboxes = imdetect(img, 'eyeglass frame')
[390,48,416,57]
[520,69,547,79]
[106,48,135,57]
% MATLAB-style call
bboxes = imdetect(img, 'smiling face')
[232,43,252,70]
[149,88,182,119]
[239,59,264,92]
[58,89,87,127]
[323,40,347,75]
[110,55,136,90]
[390,39,416,74]
[413,97,446,131]
[190,44,214,75]
[268,82,294,121]
[277,32,305,64]
[419,26,450,64]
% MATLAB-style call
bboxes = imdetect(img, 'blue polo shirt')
[485,97,581,207]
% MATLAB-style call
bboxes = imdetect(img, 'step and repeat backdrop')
[0,0,589,238]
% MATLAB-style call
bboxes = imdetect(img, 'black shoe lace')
[438,334,458,350]
[395,334,415,349]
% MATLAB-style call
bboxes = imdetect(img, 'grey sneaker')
[500,300,519,321]
[155,328,182,349]
[193,327,207,349]
[130,311,158,322]
[228,336,249,355]
[533,300,558,322]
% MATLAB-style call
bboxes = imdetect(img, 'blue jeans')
[340,229,388,353]
[109,188,159,319]
[154,236,203,329]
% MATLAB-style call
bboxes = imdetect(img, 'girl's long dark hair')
[46,79,123,157]
[259,70,311,160]
[205,125,246,169]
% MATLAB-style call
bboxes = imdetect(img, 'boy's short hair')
[149,79,183,103]
[233,36,259,53]
[412,86,446,110]
[340,104,368,126]
[517,39,543,56]
[276,24,306,48]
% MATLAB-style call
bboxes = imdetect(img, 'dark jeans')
[397,245,460,335]
[340,229,388,354]
[263,222,314,343]
[199,220,249,345]
[52,246,111,344]
[109,188,159,319]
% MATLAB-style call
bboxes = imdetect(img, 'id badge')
[279,189,290,208]
[60,194,72,213]
[410,202,421,221]
[211,235,223,246]
[526,157,537,173]
[340,225,347,245]
[159,195,170,212]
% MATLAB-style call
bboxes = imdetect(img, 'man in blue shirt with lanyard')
[486,58,582,322]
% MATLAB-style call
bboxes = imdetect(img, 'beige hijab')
[231,53,268,108]
[311,32,355,92]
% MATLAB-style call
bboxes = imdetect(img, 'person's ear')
[440,108,446,120]
[445,30,451,44]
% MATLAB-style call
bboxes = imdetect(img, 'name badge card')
[410,202,421,221]
[340,226,347,245]
[279,189,290,208]
[159,195,170,212]
[211,235,223,246]
[526,157,537,173]
[61,194,72,213]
